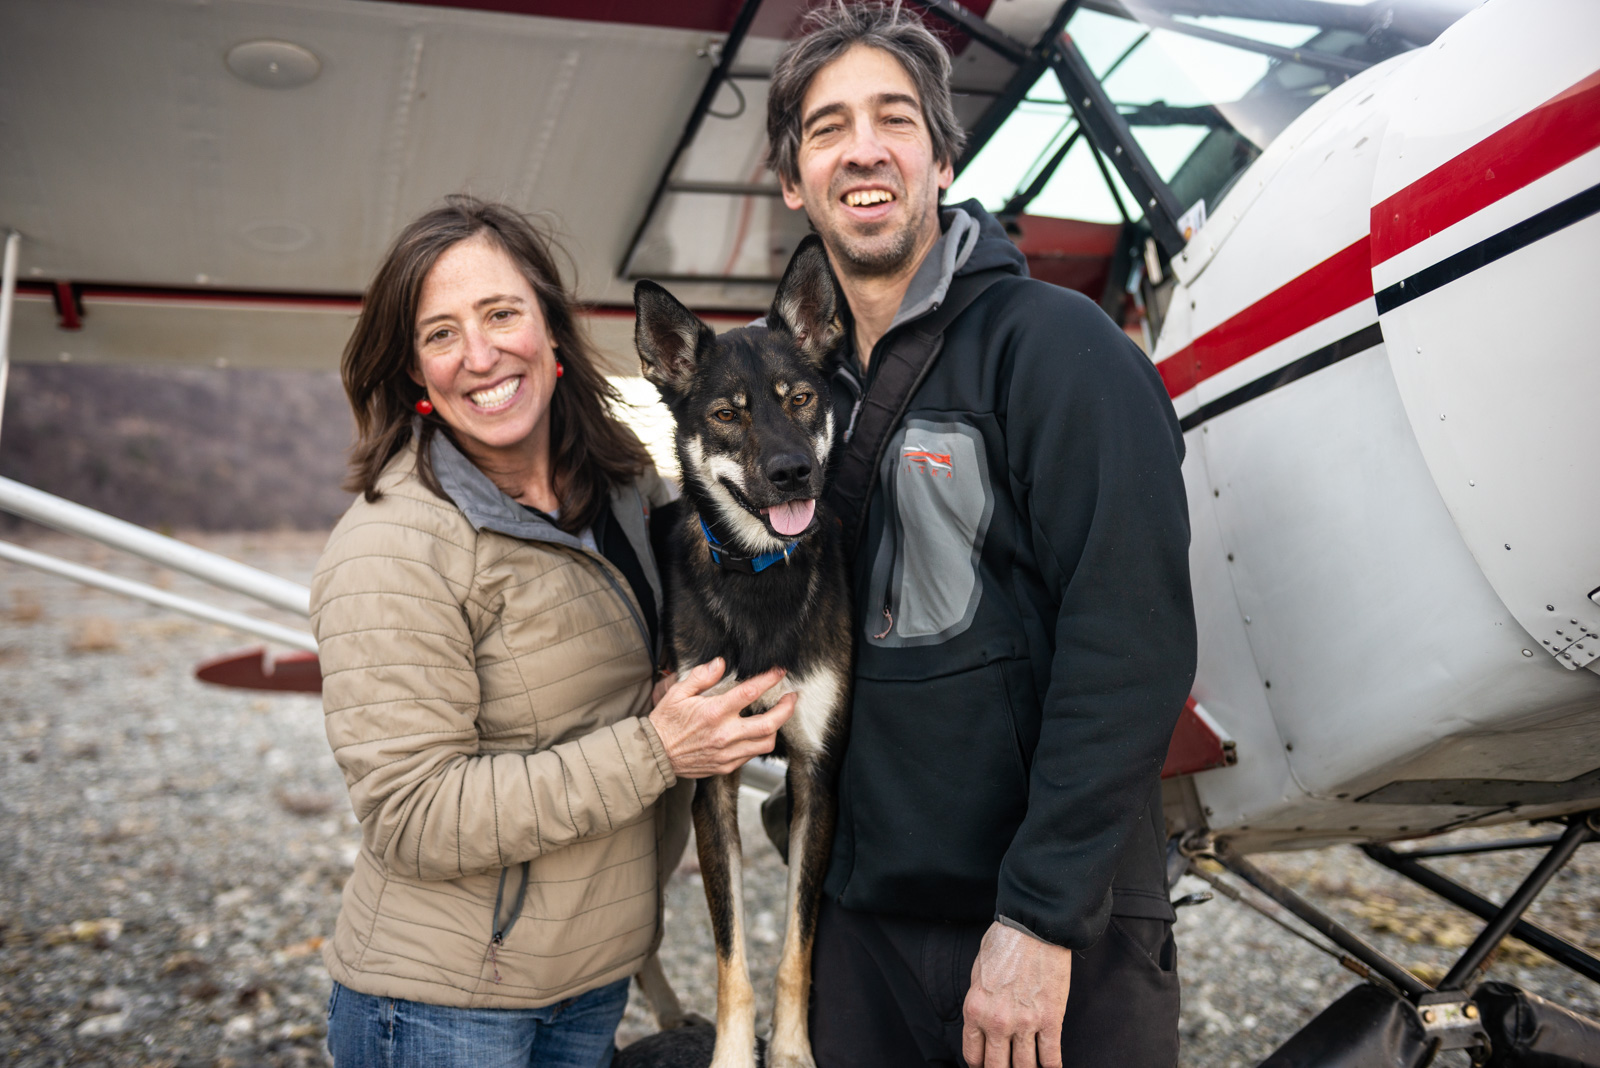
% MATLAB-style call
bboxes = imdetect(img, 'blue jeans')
[326,977,630,1068]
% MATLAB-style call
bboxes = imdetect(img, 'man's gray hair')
[765,2,968,187]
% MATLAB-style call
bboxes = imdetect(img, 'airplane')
[0,0,1596,1062]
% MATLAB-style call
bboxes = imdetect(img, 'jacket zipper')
[871,449,902,641]
[579,553,653,659]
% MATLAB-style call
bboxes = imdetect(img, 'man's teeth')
[844,189,894,207]
[470,379,519,407]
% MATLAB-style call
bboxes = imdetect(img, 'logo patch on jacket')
[902,444,954,478]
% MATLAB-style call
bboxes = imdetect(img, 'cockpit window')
[949,1,1472,229]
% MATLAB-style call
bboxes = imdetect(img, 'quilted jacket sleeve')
[311,490,677,881]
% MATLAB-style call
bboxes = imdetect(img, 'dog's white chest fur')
[693,665,844,757]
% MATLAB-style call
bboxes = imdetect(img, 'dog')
[633,235,853,1068]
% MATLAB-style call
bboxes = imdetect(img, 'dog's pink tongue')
[765,499,815,536]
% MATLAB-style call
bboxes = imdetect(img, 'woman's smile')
[467,375,522,411]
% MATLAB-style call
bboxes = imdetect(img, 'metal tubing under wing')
[1363,842,1600,984]
[618,0,766,279]
[1131,10,1368,77]
[740,756,785,796]
[1048,36,1186,254]
[0,540,316,652]
[909,0,1028,63]
[1213,845,1432,998]
[0,476,310,616]
[1437,812,1598,991]
[954,2,1083,175]
[0,231,18,445]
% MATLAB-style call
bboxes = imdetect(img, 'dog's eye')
[714,408,737,423]
[790,392,812,408]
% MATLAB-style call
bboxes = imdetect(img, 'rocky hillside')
[0,364,357,532]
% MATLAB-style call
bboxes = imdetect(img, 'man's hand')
[962,921,1073,1068]
[648,658,795,779]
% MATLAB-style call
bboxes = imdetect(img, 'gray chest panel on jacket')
[865,419,995,647]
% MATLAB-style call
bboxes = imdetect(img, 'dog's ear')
[635,280,714,397]
[768,235,843,367]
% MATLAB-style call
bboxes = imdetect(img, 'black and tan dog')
[634,237,852,1068]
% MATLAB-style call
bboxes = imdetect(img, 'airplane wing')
[0,0,1074,374]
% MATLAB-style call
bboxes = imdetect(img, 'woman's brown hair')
[342,195,649,534]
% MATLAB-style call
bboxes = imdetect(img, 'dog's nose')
[764,453,812,491]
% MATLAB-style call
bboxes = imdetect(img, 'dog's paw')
[763,1047,816,1068]
[708,1053,761,1068]
[707,1034,764,1068]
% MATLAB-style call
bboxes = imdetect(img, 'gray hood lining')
[429,432,589,550]
[889,206,980,333]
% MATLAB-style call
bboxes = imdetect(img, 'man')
[763,6,1196,1068]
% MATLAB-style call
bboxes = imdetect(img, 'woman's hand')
[648,658,796,779]
[651,672,674,709]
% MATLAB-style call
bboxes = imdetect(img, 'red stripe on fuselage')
[1159,68,1600,402]
[1370,68,1600,264]
[1158,237,1371,399]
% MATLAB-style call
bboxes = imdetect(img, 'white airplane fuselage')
[1156,0,1600,852]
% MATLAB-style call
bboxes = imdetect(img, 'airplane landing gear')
[1180,810,1600,1066]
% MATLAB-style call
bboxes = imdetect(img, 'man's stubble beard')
[826,215,921,278]
[813,191,939,281]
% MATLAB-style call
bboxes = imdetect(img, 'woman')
[312,196,794,1067]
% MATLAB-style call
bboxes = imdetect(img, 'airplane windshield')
[949,1,1474,230]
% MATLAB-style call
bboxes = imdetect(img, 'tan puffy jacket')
[311,436,691,1009]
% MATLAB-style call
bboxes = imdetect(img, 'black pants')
[809,897,1180,1068]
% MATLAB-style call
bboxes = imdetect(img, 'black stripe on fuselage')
[1177,181,1600,432]
[1375,180,1600,314]
[1178,322,1384,432]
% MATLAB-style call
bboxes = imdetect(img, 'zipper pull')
[487,933,503,984]
[872,602,893,640]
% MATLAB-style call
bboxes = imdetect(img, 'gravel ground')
[1,530,1595,1067]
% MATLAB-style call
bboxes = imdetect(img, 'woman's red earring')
[555,361,564,378]
[414,398,434,415]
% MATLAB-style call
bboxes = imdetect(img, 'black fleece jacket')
[820,201,1196,949]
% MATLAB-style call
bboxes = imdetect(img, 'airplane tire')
[1475,981,1600,1068]
[1257,983,1433,1068]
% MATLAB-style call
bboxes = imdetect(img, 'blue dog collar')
[700,517,798,574]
